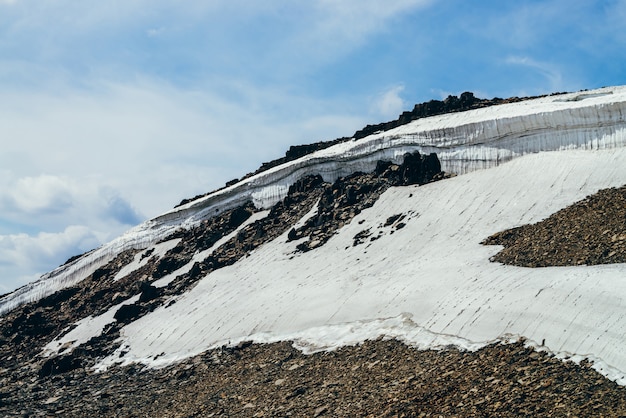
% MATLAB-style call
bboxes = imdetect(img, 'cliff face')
[1,86,626,415]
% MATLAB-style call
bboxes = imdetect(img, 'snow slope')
[2,86,626,384]
[95,147,626,385]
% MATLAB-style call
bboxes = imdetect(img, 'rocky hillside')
[3,340,626,417]
[1,86,626,416]
[2,172,626,416]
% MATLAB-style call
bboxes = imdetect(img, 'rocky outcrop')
[254,138,352,175]
[289,151,445,252]
[353,92,551,139]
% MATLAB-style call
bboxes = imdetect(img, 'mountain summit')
[2,86,626,416]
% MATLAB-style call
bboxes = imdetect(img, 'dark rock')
[113,303,142,323]
[36,287,79,309]
[92,268,113,281]
[352,91,543,140]
[225,178,239,187]
[396,151,441,186]
[384,214,405,227]
[288,175,325,195]
[138,283,160,303]
[375,160,392,176]
[228,205,253,229]
[39,352,83,378]
[422,152,442,180]
[139,248,154,261]
[153,253,188,279]
[400,151,424,185]
[11,310,54,337]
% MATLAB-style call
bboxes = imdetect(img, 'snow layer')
[2,86,625,316]
[97,148,626,384]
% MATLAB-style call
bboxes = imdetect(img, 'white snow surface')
[151,210,270,288]
[97,147,626,384]
[42,294,141,357]
[2,86,626,384]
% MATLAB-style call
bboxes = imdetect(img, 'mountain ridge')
[1,85,626,416]
[176,90,551,208]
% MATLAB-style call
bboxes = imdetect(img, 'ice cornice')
[169,87,626,217]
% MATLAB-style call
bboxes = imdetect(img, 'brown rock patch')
[483,185,626,267]
[2,340,625,417]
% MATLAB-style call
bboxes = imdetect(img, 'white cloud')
[98,187,143,226]
[372,85,406,119]
[600,0,626,46]
[505,56,564,92]
[0,174,142,228]
[3,175,73,215]
[0,80,367,218]
[473,0,583,49]
[0,172,144,291]
[314,0,432,42]
[272,0,431,71]
[0,225,100,290]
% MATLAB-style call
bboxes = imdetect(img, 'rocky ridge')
[176,91,546,208]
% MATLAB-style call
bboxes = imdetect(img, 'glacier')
[2,86,626,384]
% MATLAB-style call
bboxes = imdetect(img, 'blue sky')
[1,0,625,294]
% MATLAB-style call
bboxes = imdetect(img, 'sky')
[0,0,625,294]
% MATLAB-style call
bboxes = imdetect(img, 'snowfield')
[4,86,626,385]
[96,147,626,385]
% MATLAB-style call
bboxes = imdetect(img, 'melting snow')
[152,210,270,288]
[42,294,141,357]
[113,238,182,282]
